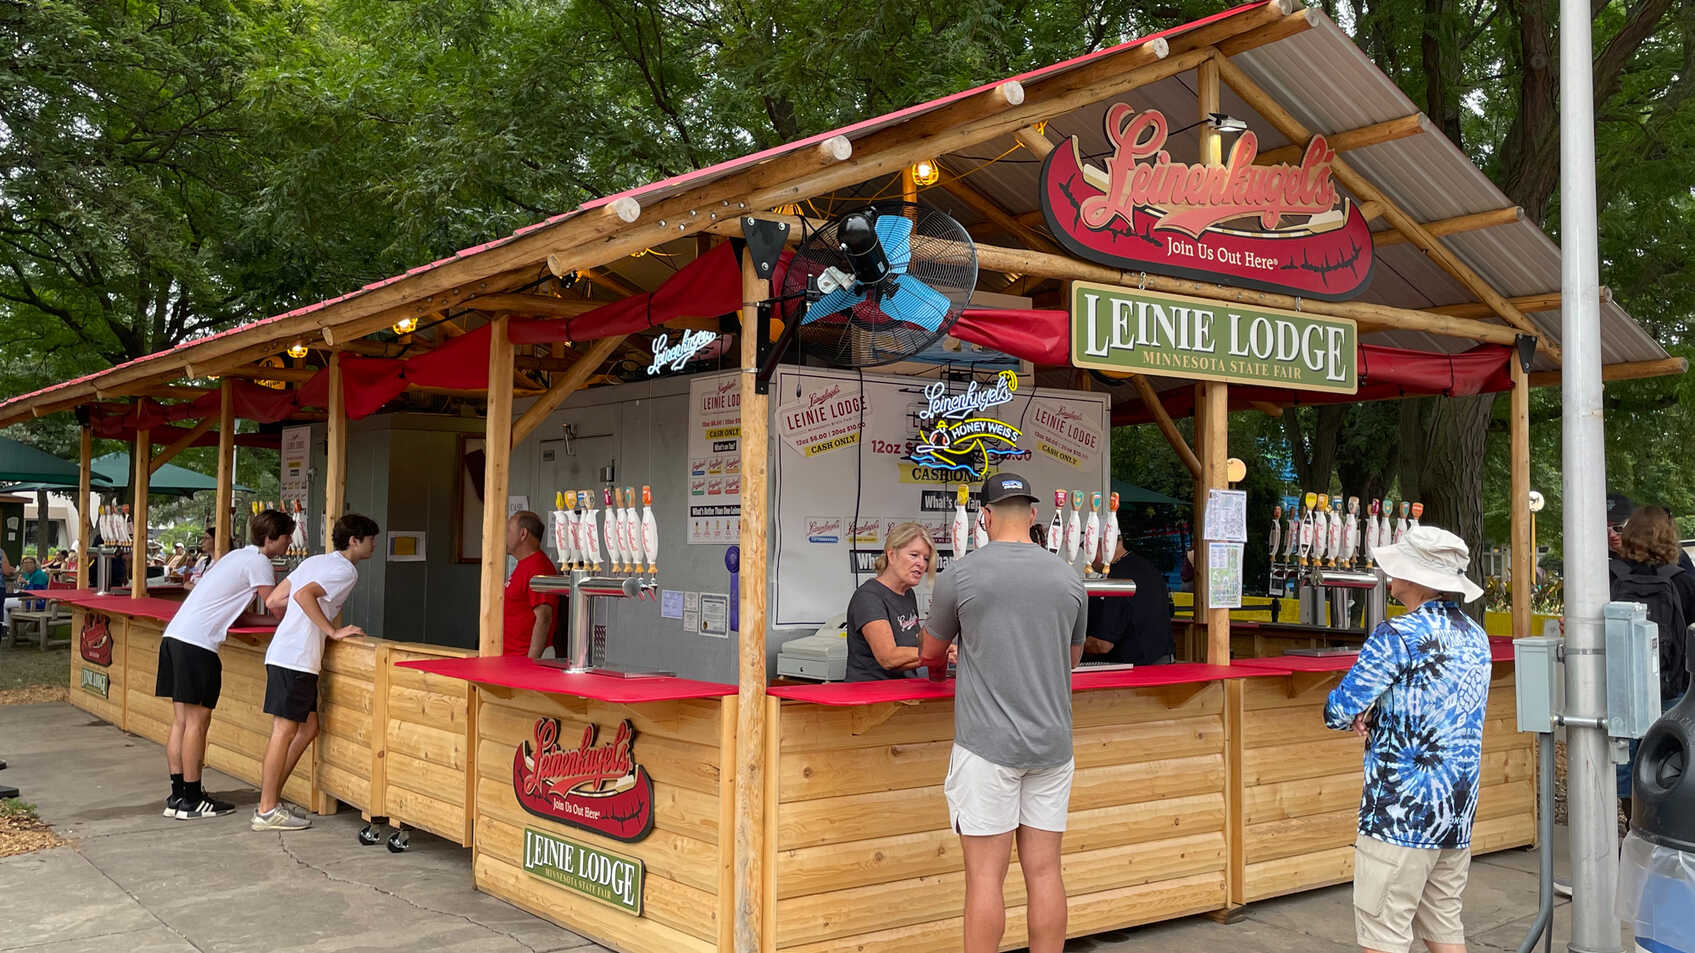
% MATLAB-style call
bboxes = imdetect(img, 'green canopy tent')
[0,436,111,487]
[1111,479,1191,508]
[90,452,247,498]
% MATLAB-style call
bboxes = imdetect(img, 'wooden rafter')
[939,165,1065,256]
[1209,52,1560,362]
[213,364,317,384]
[1253,113,1427,165]
[1431,291,1569,319]
[462,293,601,320]
[1130,374,1203,477]
[581,267,644,298]
[709,212,1526,345]
[1527,357,1686,387]
[1372,206,1523,247]
[510,335,629,446]
[149,417,216,473]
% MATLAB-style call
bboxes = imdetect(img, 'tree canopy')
[2,0,1691,566]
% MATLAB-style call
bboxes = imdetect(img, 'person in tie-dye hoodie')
[1324,525,1491,953]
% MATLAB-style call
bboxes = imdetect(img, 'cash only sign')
[1070,282,1358,394]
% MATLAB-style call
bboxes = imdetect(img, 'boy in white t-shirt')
[157,510,296,820]
[250,514,379,831]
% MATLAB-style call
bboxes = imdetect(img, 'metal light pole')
[1559,0,1620,945]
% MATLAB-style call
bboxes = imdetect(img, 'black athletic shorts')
[155,637,222,709]
[262,664,319,723]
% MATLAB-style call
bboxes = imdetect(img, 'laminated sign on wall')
[685,373,742,544]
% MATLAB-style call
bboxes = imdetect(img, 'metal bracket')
[741,216,790,281]
[1514,334,1538,374]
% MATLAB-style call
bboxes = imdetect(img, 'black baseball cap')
[981,472,1039,505]
[1606,491,1635,525]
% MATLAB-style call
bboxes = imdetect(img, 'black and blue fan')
[779,202,978,367]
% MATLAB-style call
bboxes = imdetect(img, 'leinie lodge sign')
[522,827,644,915]
[1070,282,1358,394]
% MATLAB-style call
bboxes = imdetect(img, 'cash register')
[776,613,850,682]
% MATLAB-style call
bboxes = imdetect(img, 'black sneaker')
[175,794,235,819]
[162,795,182,818]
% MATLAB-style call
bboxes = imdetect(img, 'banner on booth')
[1038,105,1375,300]
[1070,282,1358,395]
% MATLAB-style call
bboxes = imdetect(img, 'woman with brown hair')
[844,521,936,681]
[1609,505,1695,813]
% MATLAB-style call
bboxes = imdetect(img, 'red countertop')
[768,662,1295,707]
[396,656,737,704]
[1233,638,1517,673]
[31,589,277,634]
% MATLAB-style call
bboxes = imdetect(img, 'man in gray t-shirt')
[920,471,1085,953]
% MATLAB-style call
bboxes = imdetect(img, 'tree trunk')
[1283,405,1345,491]
[1398,395,1497,613]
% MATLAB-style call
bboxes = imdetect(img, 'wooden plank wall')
[316,638,379,815]
[118,622,317,807]
[382,643,476,844]
[473,687,732,953]
[1235,663,1535,903]
[770,685,1230,953]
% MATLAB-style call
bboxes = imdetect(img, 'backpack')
[1610,558,1692,700]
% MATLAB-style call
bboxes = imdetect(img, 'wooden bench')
[7,604,71,650]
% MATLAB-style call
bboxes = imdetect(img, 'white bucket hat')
[1372,524,1485,603]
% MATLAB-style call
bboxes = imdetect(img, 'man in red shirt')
[502,511,559,657]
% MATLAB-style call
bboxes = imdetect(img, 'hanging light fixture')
[909,158,940,186]
[392,315,419,335]
[286,341,309,359]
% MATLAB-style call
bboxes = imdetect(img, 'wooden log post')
[1195,382,1231,664]
[733,249,771,953]
[325,352,348,550]
[1510,361,1532,636]
[215,379,234,558]
[1194,61,1231,666]
[131,430,151,598]
[75,426,91,589]
[477,317,516,657]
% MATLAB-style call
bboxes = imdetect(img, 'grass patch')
[0,643,70,704]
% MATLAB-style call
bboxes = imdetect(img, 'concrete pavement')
[1,700,1594,953]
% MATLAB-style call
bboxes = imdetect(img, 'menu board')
[685,374,742,544]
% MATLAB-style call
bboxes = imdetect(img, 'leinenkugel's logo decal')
[906,371,1024,480]
[1039,105,1374,300]
[80,612,112,667]
[513,718,655,842]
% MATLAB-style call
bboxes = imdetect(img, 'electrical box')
[1513,636,1561,734]
[1604,601,1662,740]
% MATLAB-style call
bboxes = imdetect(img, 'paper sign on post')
[1207,541,1244,609]
[1204,489,1248,542]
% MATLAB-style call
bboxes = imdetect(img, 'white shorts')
[943,744,1075,836]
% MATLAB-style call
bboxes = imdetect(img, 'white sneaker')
[250,806,311,831]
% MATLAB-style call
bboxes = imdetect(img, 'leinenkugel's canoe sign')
[1070,281,1358,394]
[1040,105,1375,300]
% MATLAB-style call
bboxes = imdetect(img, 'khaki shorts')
[942,744,1074,836]
[1353,833,1471,953]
